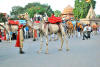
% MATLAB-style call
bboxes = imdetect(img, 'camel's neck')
[26,18,33,28]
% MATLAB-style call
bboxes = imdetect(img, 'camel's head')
[18,12,29,20]
[33,14,44,30]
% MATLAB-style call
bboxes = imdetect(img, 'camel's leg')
[66,29,68,36]
[45,26,49,54]
[65,38,69,51]
[65,29,67,35]
[62,30,70,51]
[38,33,43,53]
[45,35,48,54]
[57,32,63,51]
[68,30,70,38]
[72,30,74,38]
[69,30,71,38]
[70,29,73,37]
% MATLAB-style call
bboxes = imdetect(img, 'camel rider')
[15,24,24,54]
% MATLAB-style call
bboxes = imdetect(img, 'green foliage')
[54,10,61,17]
[10,6,25,20]
[73,0,96,20]
[26,3,53,18]
[25,2,41,9]
[26,6,46,18]
[96,15,100,18]
[11,6,25,15]
[10,2,53,19]
[0,13,7,23]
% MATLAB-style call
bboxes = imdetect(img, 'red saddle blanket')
[34,21,40,23]
[48,14,62,24]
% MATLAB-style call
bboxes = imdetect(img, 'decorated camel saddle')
[48,14,62,24]
[43,14,62,31]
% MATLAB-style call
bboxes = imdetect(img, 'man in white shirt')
[87,24,92,39]
[82,25,88,40]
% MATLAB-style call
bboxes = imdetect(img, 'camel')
[65,21,74,38]
[75,22,83,37]
[20,13,69,54]
[32,14,69,54]
[0,23,13,42]
[0,13,32,42]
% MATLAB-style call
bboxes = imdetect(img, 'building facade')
[61,5,74,21]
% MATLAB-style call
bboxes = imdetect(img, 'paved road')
[0,34,100,67]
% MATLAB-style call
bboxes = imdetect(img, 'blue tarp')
[18,20,26,25]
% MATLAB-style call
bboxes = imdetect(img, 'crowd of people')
[75,23,100,40]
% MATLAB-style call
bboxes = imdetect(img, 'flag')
[85,0,91,2]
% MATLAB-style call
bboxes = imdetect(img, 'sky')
[0,0,99,15]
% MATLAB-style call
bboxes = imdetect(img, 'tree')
[26,3,53,18]
[96,15,100,18]
[54,10,61,17]
[10,6,25,19]
[25,2,41,9]
[0,13,7,24]
[26,6,46,18]
[73,0,96,20]
[10,2,53,19]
